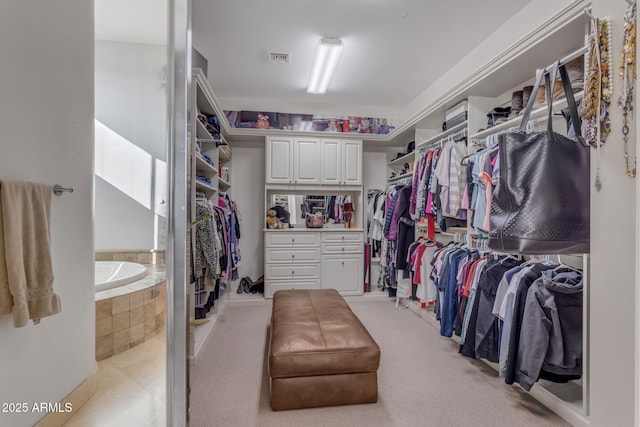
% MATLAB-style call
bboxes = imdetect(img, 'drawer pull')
[292,254,295,259]
[292,238,296,243]
[341,236,345,240]
[292,271,295,275]
[342,247,345,251]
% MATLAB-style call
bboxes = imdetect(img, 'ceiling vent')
[269,52,291,64]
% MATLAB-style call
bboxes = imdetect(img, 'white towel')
[0,180,61,327]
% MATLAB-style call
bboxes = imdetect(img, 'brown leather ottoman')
[268,289,380,411]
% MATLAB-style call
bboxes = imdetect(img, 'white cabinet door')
[321,254,363,293]
[342,140,362,185]
[266,136,294,184]
[320,138,342,185]
[294,137,321,184]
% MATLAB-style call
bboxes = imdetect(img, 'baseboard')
[227,297,269,306]
[33,366,99,427]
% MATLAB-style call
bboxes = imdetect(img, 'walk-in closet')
[4,0,639,426]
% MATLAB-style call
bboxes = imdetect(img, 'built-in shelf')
[196,120,217,143]
[195,180,216,193]
[388,151,415,167]
[388,171,413,183]
[218,177,231,191]
[438,226,480,238]
[416,121,468,150]
[469,91,584,141]
[219,145,232,163]
[195,154,217,175]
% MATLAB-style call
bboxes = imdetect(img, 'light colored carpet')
[189,298,569,427]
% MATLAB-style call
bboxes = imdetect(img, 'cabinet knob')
[342,247,345,251]
[292,238,296,243]
[292,254,295,259]
[341,236,345,240]
[342,261,345,266]
[292,271,295,275]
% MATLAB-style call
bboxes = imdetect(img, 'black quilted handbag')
[488,62,590,254]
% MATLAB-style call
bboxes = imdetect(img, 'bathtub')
[95,261,148,292]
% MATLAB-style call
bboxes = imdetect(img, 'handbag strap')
[558,63,582,138]
[519,59,582,137]
[545,62,559,131]
[518,68,546,132]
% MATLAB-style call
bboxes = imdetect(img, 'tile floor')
[64,330,166,426]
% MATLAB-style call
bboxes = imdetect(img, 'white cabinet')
[321,139,362,185]
[264,230,364,297]
[321,138,342,184]
[293,137,321,184]
[264,231,321,298]
[320,231,363,295]
[266,136,361,185]
[266,136,294,184]
[342,140,362,185]
[321,255,363,293]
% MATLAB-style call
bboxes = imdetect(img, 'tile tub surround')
[95,249,166,265]
[95,265,166,361]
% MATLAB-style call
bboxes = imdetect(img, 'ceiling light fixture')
[306,37,343,95]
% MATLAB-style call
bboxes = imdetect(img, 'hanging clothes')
[192,194,242,319]
[408,239,441,304]
[395,185,415,271]
[514,268,583,391]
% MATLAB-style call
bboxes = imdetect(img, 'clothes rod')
[541,45,588,74]
[52,184,74,196]
[418,128,467,153]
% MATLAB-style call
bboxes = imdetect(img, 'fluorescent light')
[306,37,343,94]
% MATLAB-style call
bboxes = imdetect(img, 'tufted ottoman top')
[269,289,380,379]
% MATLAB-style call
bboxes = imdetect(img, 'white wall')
[588,1,637,425]
[402,0,578,122]
[0,1,95,426]
[363,149,390,193]
[94,40,167,250]
[230,142,266,282]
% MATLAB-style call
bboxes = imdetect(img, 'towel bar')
[52,184,73,196]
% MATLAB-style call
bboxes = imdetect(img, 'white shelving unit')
[469,91,584,141]
[387,171,413,183]
[189,68,234,363]
[415,121,468,150]
[391,20,590,425]
[387,151,416,168]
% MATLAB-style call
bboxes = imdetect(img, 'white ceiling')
[192,0,533,120]
[97,0,589,129]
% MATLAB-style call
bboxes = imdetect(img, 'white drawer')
[265,248,320,263]
[322,232,363,243]
[265,264,320,280]
[321,243,363,254]
[266,232,320,247]
[265,279,321,298]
